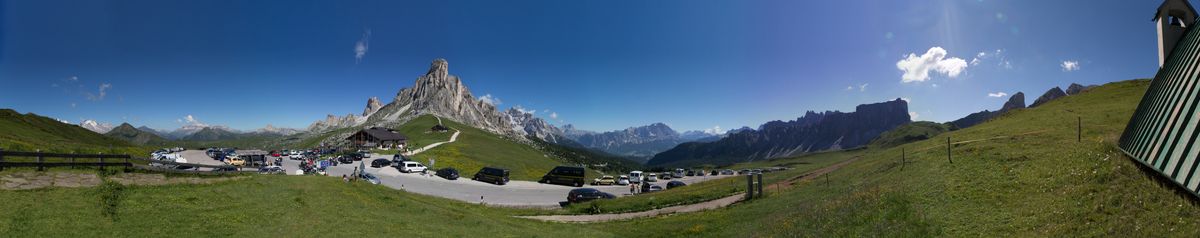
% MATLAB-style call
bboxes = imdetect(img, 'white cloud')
[180,115,209,127]
[899,97,911,103]
[479,94,502,106]
[68,76,78,82]
[512,105,536,114]
[85,83,112,101]
[859,83,869,92]
[909,111,920,120]
[897,47,968,83]
[702,125,723,135]
[845,86,854,91]
[549,112,559,119]
[70,103,76,108]
[987,92,1008,98]
[1061,60,1080,72]
[355,29,371,63]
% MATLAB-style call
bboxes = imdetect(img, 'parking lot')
[181,150,734,208]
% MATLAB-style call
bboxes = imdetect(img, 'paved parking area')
[183,150,733,208]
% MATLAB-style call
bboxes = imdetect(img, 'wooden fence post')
[946,137,953,164]
[36,149,44,171]
[746,174,754,200]
[756,173,764,198]
[99,152,105,171]
[1078,117,1082,142]
[901,148,906,171]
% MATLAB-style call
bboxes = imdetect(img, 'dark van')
[539,166,586,187]
[473,167,510,185]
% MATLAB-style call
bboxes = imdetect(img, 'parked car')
[360,173,381,185]
[435,167,460,180]
[629,171,644,184]
[672,168,685,178]
[473,167,510,185]
[337,156,354,164]
[685,170,696,177]
[659,173,673,180]
[539,166,586,187]
[392,154,409,162]
[227,156,245,166]
[641,184,664,193]
[709,170,719,176]
[738,169,751,175]
[666,180,687,189]
[258,166,284,174]
[370,158,391,168]
[617,175,631,185]
[289,151,303,160]
[213,166,238,172]
[396,161,428,173]
[567,188,616,203]
[645,173,659,182]
[271,151,281,157]
[720,169,735,175]
[593,175,617,186]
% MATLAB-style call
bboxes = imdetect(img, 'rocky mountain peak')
[1000,92,1026,112]
[1030,87,1067,108]
[79,120,114,133]
[1066,83,1096,95]
[427,58,450,80]
[363,97,384,117]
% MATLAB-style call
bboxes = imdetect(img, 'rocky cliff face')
[950,92,1026,129]
[506,107,563,143]
[307,59,529,146]
[569,123,688,158]
[362,97,384,117]
[1031,87,1067,108]
[648,99,911,167]
[105,123,168,145]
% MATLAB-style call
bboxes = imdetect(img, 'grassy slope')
[867,121,950,149]
[589,79,1200,236]
[0,109,151,156]
[0,175,614,237]
[405,116,600,181]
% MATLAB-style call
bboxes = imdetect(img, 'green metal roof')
[1119,19,1200,196]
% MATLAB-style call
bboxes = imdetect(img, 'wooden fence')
[0,149,259,174]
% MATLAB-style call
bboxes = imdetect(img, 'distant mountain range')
[561,123,721,161]
[950,83,1094,130]
[105,123,169,145]
[647,98,911,167]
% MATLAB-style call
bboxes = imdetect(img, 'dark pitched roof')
[351,127,407,141]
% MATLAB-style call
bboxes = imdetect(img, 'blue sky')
[0,0,1164,133]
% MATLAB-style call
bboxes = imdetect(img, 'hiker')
[342,174,348,183]
[629,184,636,194]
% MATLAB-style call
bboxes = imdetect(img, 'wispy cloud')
[85,83,112,101]
[909,111,920,120]
[179,115,209,127]
[858,83,869,92]
[479,94,502,106]
[702,125,723,135]
[897,47,968,83]
[987,92,1008,98]
[355,29,371,64]
[1061,60,1080,72]
[549,112,559,119]
[512,105,535,114]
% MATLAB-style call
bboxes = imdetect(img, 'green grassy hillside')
[0,175,612,237]
[409,115,601,180]
[0,109,151,156]
[868,121,950,148]
[104,123,169,146]
[585,79,1200,236]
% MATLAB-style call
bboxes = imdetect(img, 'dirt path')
[403,129,460,156]
[520,156,862,223]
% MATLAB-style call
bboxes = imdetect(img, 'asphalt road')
[182,150,734,208]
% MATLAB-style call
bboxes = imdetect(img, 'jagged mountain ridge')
[949,92,1026,129]
[647,98,911,167]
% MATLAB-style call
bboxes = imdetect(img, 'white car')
[617,175,631,185]
[397,161,427,173]
[629,171,643,184]
[645,173,658,182]
[289,151,303,160]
